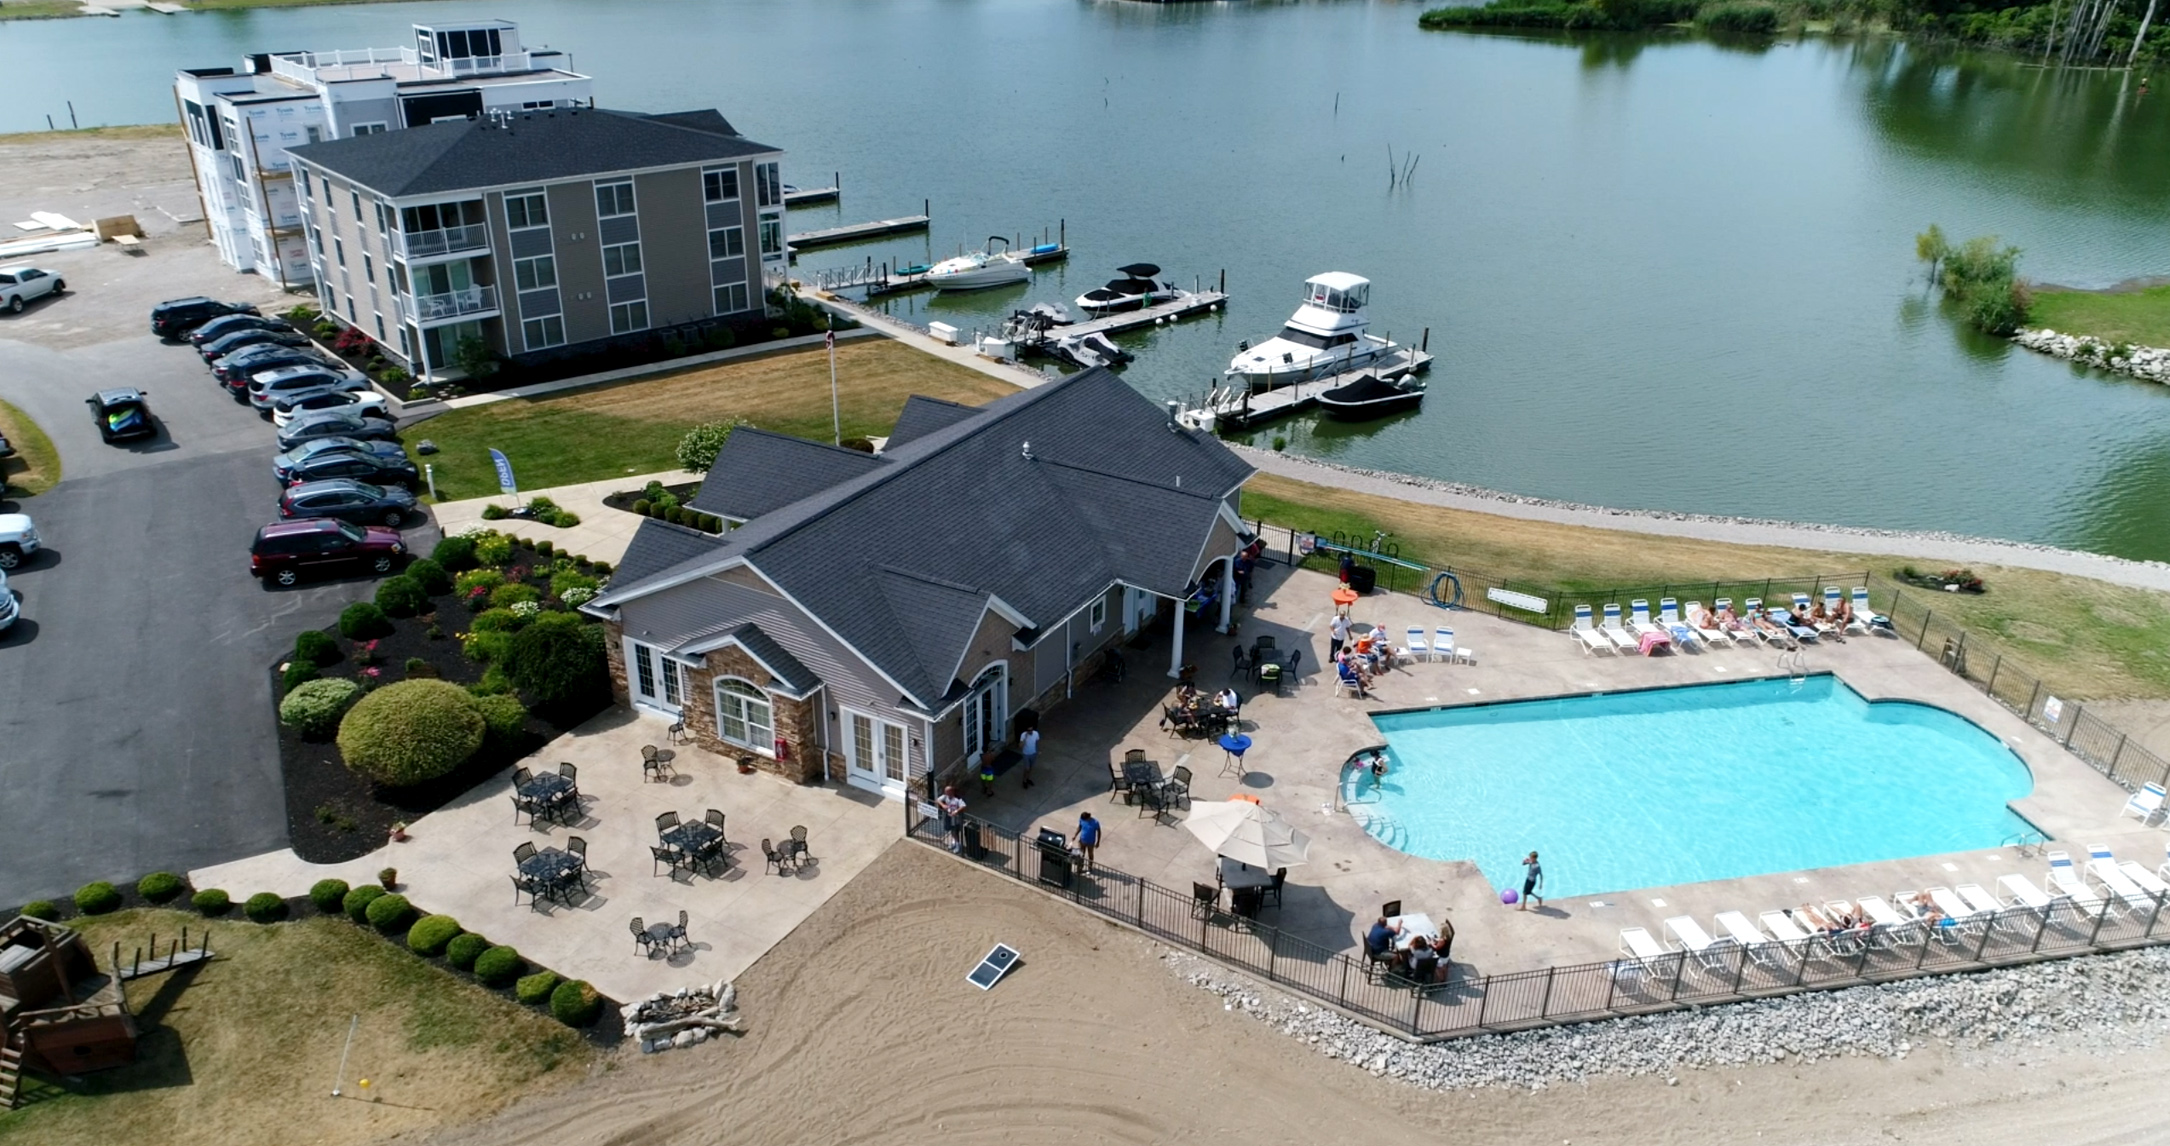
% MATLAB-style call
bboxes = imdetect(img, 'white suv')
[0,512,38,570]
[0,266,64,314]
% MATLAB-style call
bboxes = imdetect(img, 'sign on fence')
[2044,696,2064,724]
[1486,587,1548,614]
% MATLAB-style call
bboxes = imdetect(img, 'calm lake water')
[11,1,2170,559]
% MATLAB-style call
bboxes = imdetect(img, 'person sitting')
[1402,935,1441,982]
[1716,602,1742,628]
[1176,682,1199,707]
[1364,916,1400,958]
[1910,891,1951,929]
[1213,686,1240,713]
[1336,659,1369,697]
[1833,597,1856,627]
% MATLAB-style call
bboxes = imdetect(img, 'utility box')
[928,321,959,346]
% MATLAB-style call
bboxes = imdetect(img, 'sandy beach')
[419,841,2170,1146]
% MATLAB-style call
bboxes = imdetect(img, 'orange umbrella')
[1227,793,1262,805]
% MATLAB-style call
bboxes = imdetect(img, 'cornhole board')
[965,943,1020,990]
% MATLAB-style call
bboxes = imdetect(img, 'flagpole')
[827,318,840,446]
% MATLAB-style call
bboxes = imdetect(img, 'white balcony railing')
[395,224,491,261]
[404,285,498,324]
[269,46,533,85]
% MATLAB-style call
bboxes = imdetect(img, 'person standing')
[1329,613,1350,662]
[936,785,967,853]
[1018,726,1041,789]
[1074,811,1101,871]
[1519,851,1545,910]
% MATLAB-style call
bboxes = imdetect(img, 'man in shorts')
[1519,850,1545,910]
[936,786,967,852]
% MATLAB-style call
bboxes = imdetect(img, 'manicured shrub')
[550,979,604,1027]
[472,532,514,566]
[631,498,651,516]
[515,969,562,1004]
[470,607,524,634]
[431,534,478,571]
[446,931,491,970]
[481,503,511,521]
[365,892,415,934]
[280,678,363,738]
[342,884,386,923]
[336,679,486,787]
[469,666,516,697]
[504,612,608,709]
[407,913,463,956]
[534,538,555,557]
[339,602,392,640]
[309,878,351,913]
[474,693,528,747]
[550,569,600,598]
[244,892,288,923]
[454,568,505,596]
[21,900,59,921]
[472,944,524,986]
[192,888,232,916]
[138,871,186,904]
[375,575,429,618]
[593,561,612,576]
[461,628,514,664]
[490,582,541,609]
[280,659,320,695]
[74,881,122,915]
[405,656,439,679]
[295,629,341,667]
[405,557,452,596]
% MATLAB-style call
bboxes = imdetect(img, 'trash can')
[961,822,986,861]
[1035,827,1073,889]
[1348,565,1378,594]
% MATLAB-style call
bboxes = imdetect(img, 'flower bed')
[602,479,728,534]
[274,531,615,863]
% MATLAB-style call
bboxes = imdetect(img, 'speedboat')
[1225,272,1395,389]
[925,236,1032,292]
[1074,262,1179,313]
[1317,372,1425,421]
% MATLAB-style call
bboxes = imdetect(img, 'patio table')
[660,821,722,857]
[1388,912,1439,951]
[1122,759,1164,804]
[518,772,574,814]
[1218,856,1273,891]
[518,847,583,892]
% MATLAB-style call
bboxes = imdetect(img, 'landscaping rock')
[2013,328,2170,386]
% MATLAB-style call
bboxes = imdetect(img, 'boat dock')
[1176,346,1433,433]
[784,175,841,207]
[788,214,930,252]
[807,222,1074,296]
[1046,287,1227,342]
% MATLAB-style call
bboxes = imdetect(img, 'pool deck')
[965,559,2153,980]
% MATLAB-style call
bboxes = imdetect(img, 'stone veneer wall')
[680,644,825,785]
[604,620,631,706]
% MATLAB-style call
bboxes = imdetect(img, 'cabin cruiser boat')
[1225,272,1394,389]
[925,236,1033,292]
[1074,263,1179,313]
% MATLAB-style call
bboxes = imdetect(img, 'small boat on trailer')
[1316,372,1426,420]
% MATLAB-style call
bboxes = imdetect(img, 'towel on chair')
[1638,631,1671,656]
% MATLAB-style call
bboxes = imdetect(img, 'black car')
[279,478,420,528]
[188,314,289,348]
[87,388,155,443]
[151,297,257,339]
[272,436,411,483]
[278,446,420,490]
[275,410,399,452]
[197,326,309,363]
[215,346,331,390]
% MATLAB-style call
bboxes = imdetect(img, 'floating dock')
[1046,287,1227,342]
[787,214,931,252]
[783,177,840,207]
[1176,346,1433,433]
[815,244,1070,298]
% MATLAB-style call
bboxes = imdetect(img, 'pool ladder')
[2001,829,2048,857]
[1778,649,1810,683]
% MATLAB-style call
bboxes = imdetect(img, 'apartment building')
[288,106,787,381]
[174,19,591,285]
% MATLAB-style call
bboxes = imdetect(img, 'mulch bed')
[601,480,700,514]
[277,541,610,864]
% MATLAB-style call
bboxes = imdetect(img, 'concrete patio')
[957,559,2149,981]
[193,708,899,1003]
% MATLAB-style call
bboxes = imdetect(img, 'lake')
[10,0,2170,559]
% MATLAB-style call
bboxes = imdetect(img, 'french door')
[961,666,1007,761]
[844,710,909,796]
[625,639,682,716]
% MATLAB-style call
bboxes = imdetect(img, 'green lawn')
[1241,472,2170,702]
[2029,283,2170,348]
[0,0,92,20]
[0,398,61,495]
[409,339,1015,501]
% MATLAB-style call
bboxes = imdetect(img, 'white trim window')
[504,189,548,230]
[707,225,743,260]
[513,254,557,291]
[521,314,565,350]
[757,217,783,259]
[1089,597,1107,634]
[602,242,642,277]
[609,300,649,334]
[703,166,739,203]
[713,282,749,315]
[595,180,636,218]
[715,677,774,749]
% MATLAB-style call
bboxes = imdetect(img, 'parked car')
[0,569,17,632]
[278,445,420,490]
[279,478,419,528]
[273,389,390,428]
[0,428,12,458]
[275,409,398,452]
[249,365,366,412]
[151,297,257,339]
[0,266,64,314]
[0,512,39,570]
[188,314,289,348]
[250,518,405,587]
[272,437,411,484]
[215,346,332,390]
[197,326,309,363]
[86,388,156,443]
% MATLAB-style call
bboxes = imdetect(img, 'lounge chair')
[1684,601,1728,647]
[1758,910,1834,962]
[1658,598,1700,650]
[1925,886,1989,937]
[1855,895,1920,946]
[1663,915,1730,970]
[1570,605,1614,656]
[1714,911,1782,967]
[1615,926,1674,983]
[1627,599,1666,640]
[2118,860,2170,899]
[1438,627,1468,665]
[2085,846,2156,912]
[1997,873,2060,920]
[1777,597,1822,643]
[1404,627,1430,662]
[2047,850,2116,917]
[1711,597,1755,646]
[1955,884,2003,918]
[1334,664,1366,698]
[2118,781,2167,825]
[1599,604,1641,652]
[1822,587,1851,638]
[1741,597,1786,647]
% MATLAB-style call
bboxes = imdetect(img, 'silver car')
[275,408,399,452]
[0,266,64,314]
[249,365,366,411]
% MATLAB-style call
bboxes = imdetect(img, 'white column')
[1217,556,1235,633]
[1167,597,1186,679]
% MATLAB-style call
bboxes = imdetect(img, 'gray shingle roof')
[592,368,1254,707]
[610,518,727,588]
[886,395,980,449]
[686,428,885,522]
[725,623,820,696]
[288,107,780,198]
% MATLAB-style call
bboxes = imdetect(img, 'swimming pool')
[1349,675,2038,899]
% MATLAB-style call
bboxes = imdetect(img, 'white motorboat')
[1073,262,1179,313]
[1225,272,1395,389]
[925,236,1033,292]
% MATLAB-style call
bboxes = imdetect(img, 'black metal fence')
[907,804,2170,1041]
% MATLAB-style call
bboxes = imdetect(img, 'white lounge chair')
[1404,626,1429,663]
[1822,587,1850,637]
[1955,884,2003,918]
[1712,597,1754,646]
[1855,895,1920,945]
[1615,926,1674,982]
[1997,873,2058,916]
[1599,604,1640,652]
[1924,886,1988,938]
[1742,597,1788,647]
[2118,781,2167,825]
[1658,598,1699,650]
[1684,601,1727,647]
[2047,850,2116,917]
[2085,847,2155,912]
[1791,592,1837,640]
[2117,860,2170,901]
[1664,915,1730,970]
[1757,910,1832,962]
[2160,840,2170,883]
[1713,911,1782,967]
[1569,606,1612,656]
[1627,599,1666,640]
[1848,586,1877,635]
[1439,627,1469,665]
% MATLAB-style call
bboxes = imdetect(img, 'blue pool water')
[1351,676,2038,900]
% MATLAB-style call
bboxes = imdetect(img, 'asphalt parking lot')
[0,238,433,903]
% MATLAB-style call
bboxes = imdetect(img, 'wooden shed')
[0,916,140,1102]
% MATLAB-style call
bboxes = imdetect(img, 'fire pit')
[625,979,744,1053]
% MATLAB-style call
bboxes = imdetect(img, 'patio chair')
[513,765,534,787]
[1265,868,1287,908]
[1381,900,1404,920]
[1135,780,1167,819]
[668,910,689,952]
[667,719,687,744]
[1569,605,1612,656]
[2119,782,2168,825]
[1124,747,1148,763]
[513,840,539,865]
[1253,635,1277,653]
[790,824,811,861]
[510,874,532,906]
[557,759,577,780]
[656,810,680,834]
[762,838,788,875]
[1231,886,1264,921]
[511,794,538,825]
[565,836,591,890]
[1230,644,1249,679]
[651,845,687,878]
[1404,627,1430,662]
[1278,649,1301,694]
[1166,764,1194,808]
[1109,761,1131,801]
[1663,916,1731,971]
[1334,664,1365,698]
[630,917,656,956]
[706,807,728,834]
[1192,881,1219,919]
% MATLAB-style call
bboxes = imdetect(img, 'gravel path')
[1168,945,2170,1091]
[1236,447,2170,593]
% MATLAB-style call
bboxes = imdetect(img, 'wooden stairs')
[0,1037,23,1110]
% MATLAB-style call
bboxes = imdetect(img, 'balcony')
[395,224,491,262]
[268,46,534,86]
[404,284,498,325]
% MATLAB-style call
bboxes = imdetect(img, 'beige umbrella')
[1182,799,1311,869]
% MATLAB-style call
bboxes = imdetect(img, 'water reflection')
[2071,432,2170,562]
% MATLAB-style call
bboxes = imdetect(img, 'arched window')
[715,677,773,749]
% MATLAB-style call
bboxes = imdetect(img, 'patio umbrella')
[1183,799,1310,869]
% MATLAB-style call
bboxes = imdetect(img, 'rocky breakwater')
[2013,328,2170,384]
[627,980,745,1053]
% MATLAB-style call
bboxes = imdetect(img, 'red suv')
[250,518,404,587]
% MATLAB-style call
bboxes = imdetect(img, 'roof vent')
[1165,400,1181,432]
[1021,440,1033,461]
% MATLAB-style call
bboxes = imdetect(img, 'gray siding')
[633,167,712,327]
[546,180,607,346]
[484,190,519,347]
